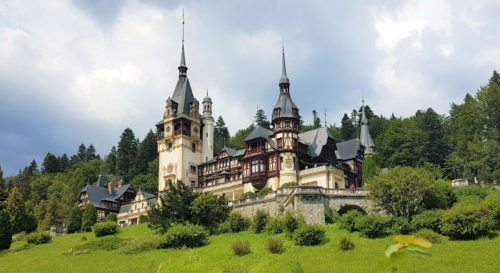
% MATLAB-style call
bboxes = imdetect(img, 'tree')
[340,113,355,141]
[415,108,449,166]
[367,167,434,218]
[65,207,82,234]
[489,70,500,86]
[0,209,12,250]
[77,144,87,161]
[85,144,99,161]
[190,193,231,232]
[135,130,158,174]
[227,124,255,149]
[148,181,200,232]
[27,160,38,174]
[0,166,7,205]
[104,146,117,175]
[81,203,97,232]
[116,128,138,182]
[254,109,271,129]
[5,187,30,233]
[362,154,381,184]
[131,173,157,195]
[42,153,59,174]
[312,110,321,129]
[214,116,230,153]
[58,154,69,172]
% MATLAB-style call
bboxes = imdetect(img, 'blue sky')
[1,0,499,176]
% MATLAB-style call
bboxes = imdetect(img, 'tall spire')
[279,39,290,89]
[359,96,375,154]
[178,9,187,76]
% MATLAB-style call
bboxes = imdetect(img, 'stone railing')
[323,188,370,197]
[228,192,277,207]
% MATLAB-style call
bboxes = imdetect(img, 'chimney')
[107,182,114,194]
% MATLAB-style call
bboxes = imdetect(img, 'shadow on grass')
[63,236,124,256]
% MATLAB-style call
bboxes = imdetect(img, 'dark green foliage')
[77,144,87,161]
[453,186,493,201]
[106,213,117,222]
[116,128,139,182]
[0,209,12,250]
[355,214,391,238]
[416,229,442,244]
[81,203,97,232]
[339,237,355,251]
[490,70,500,86]
[214,116,230,152]
[93,221,119,237]
[57,154,69,172]
[135,130,158,175]
[390,217,413,235]
[104,146,118,175]
[325,208,340,224]
[337,205,366,215]
[227,212,251,233]
[282,212,302,235]
[0,167,7,205]
[232,240,251,256]
[340,113,355,141]
[131,173,157,196]
[65,207,82,234]
[267,238,284,254]
[26,232,51,245]
[483,192,500,228]
[216,221,231,234]
[254,109,271,129]
[266,217,284,234]
[138,215,149,223]
[239,191,256,200]
[42,153,59,174]
[5,187,32,234]
[148,181,199,232]
[362,154,381,184]
[339,210,363,232]
[227,124,255,149]
[440,203,495,240]
[293,225,326,246]
[312,110,321,129]
[190,193,231,233]
[85,144,99,161]
[411,210,442,232]
[252,209,270,233]
[161,224,208,248]
[368,167,434,218]
[423,179,456,209]
[414,108,449,166]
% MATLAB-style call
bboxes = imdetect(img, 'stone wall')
[230,186,373,225]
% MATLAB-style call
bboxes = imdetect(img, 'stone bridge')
[229,186,373,225]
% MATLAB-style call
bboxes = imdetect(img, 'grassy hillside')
[0,224,499,273]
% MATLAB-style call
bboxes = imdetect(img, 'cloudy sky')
[1,0,499,175]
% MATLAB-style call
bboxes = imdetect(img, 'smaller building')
[79,175,136,221]
[451,178,469,187]
[117,190,156,226]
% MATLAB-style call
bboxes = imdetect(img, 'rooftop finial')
[178,9,187,75]
[362,89,365,106]
[279,36,290,87]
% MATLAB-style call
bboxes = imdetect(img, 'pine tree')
[116,128,138,182]
[104,146,117,175]
[5,187,29,233]
[77,144,87,161]
[254,109,271,129]
[58,154,69,172]
[340,113,355,141]
[135,130,158,174]
[42,153,59,173]
[312,110,321,128]
[415,108,448,166]
[85,144,99,161]
[65,207,82,234]
[214,116,230,153]
[489,70,500,86]
[81,203,97,232]
[27,160,38,174]
[0,209,12,250]
[0,166,7,205]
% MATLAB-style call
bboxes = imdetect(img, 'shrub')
[0,210,12,250]
[390,217,413,235]
[190,192,231,233]
[423,179,456,209]
[13,232,28,242]
[239,192,256,200]
[266,217,284,234]
[411,210,442,232]
[105,213,117,222]
[280,182,298,188]
[283,212,302,235]
[255,187,273,197]
[441,203,495,240]
[216,221,231,234]
[161,224,208,248]
[339,210,363,232]
[26,232,51,245]
[293,225,325,246]
[227,212,251,233]
[65,207,82,234]
[325,208,340,224]
[355,214,391,238]
[93,221,119,237]
[416,229,442,244]
[483,192,500,229]
[267,238,284,254]
[252,210,270,234]
[454,186,493,201]
[138,215,149,223]
[232,240,251,256]
[339,237,355,251]
[81,203,97,232]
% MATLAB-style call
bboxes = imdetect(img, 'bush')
[93,221,119,237]
[267,238,284,254]
[441,203,495,240]
[138,215,149,224]
[325,208,340,224]
[105,213,117,222]
[255,187,273,197]
[293,225,325,246]
[280,182,298,188]
[339,210,363,232]
[416,229,442,244]
[283,212,302,235]
[232,240,251,256]
[412,210,442,232]
[216,221,231,234]
[239,192,256,200]
[355,214,391,238]
[339,237,355,251]
[0,210,12,250]
[423,179,456,209]
[227,212,251,233]
[161,224,208,248]
[390,217,413,235]
[81,203,97,232]
[266,217,284,234]
[252,210,270,234]
[26,232,51,245]
[483,192,500,229]
[454,186,493,201]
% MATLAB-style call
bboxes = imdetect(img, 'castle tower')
[156,17,202,192]
[201,91,214,162]
[359,98,375,155]
[271,45,300,186]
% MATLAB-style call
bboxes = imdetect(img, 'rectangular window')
[190,165,196,173]
[168,143,173,152]
[192,143,196,153]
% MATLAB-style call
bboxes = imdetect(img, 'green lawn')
[0,224,499,273]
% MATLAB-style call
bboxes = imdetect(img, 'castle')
[155,33,376,202]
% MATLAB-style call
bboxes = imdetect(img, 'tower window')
[192,143,196,153]
[168,143,173,152]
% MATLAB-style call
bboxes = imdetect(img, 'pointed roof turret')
[272,43,299,123]
[279,44,290,86]
[359,98,375,154]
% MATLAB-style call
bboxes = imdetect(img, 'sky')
[1,0,499,176]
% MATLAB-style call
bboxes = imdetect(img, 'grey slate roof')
[279,45,290,85]
[336,139,362,160]
[299,127,334,157]
[219,146,237,157]
[272,93,299,119]
[244,126,273,142]
[81,183,133,211]
[233,148,246,157]
[171,44,194,116]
